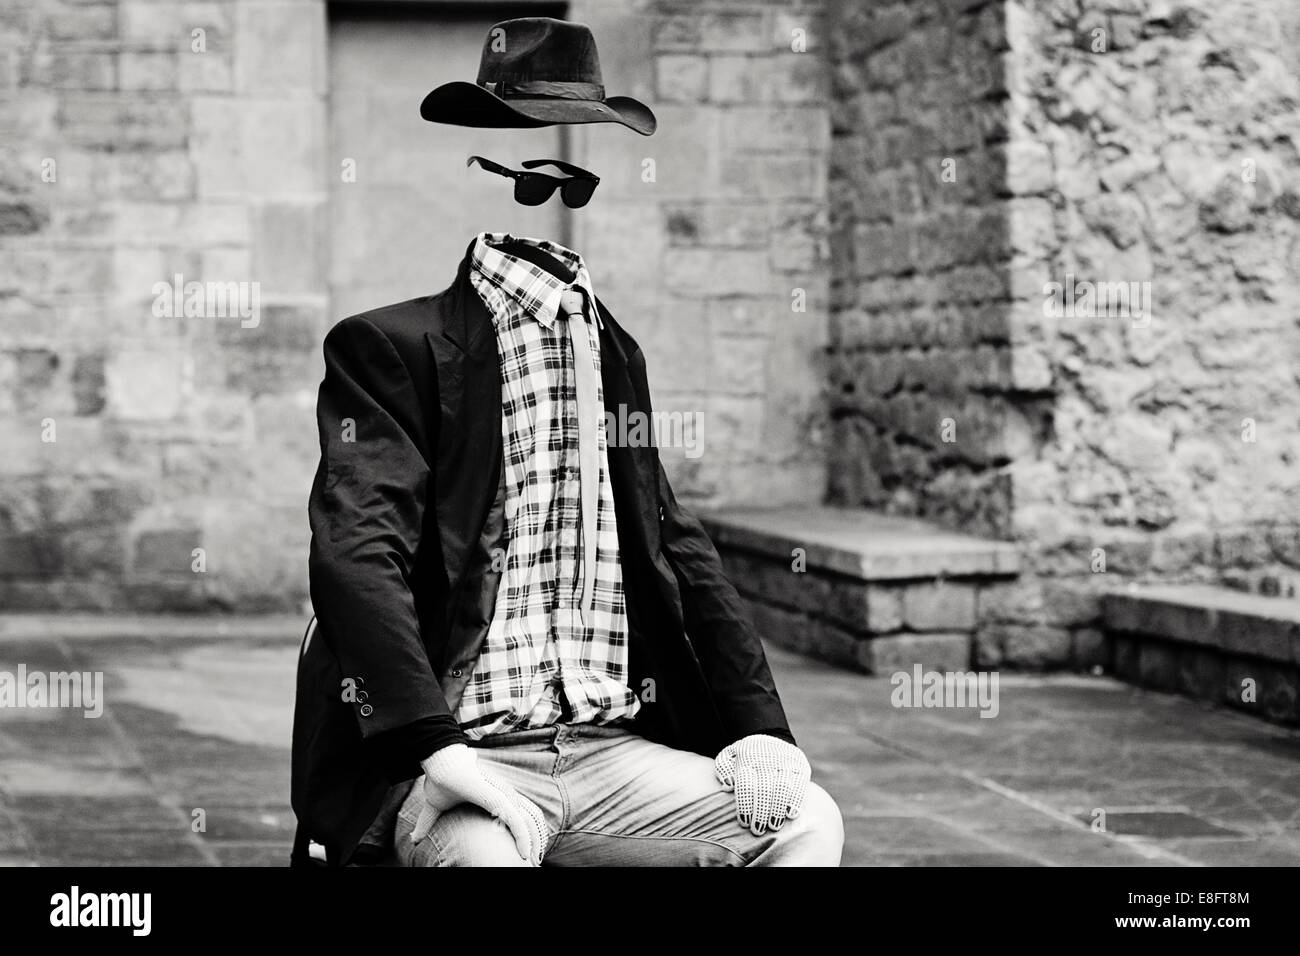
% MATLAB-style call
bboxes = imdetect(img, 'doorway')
[328,2,568,318]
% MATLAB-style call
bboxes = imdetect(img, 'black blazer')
[291,241,793,865]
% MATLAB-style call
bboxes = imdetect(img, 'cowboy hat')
[420,17,656,136]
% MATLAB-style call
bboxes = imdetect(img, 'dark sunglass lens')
[514,174,555,206]
[561,178,596,209]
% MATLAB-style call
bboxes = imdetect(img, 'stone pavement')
[0,616,1298,866]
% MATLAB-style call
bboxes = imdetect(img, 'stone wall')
[0,0,831,611]
[826,0,1030,538]
[827,0,1300,666]
[0,0,329,612]
[1003,0,1300,608]
[15,0,1291,629]
[575,0,830,505]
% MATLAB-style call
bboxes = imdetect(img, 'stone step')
[703,506,1021,581]
[701,506,1020,674]
[1102,584,1300,725]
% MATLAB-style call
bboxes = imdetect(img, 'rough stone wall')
[828,0,1300,666]
[0,0,831,611]
[1003,0,1300,590]
[983,0,1300,666]
[575,0,831,506]
[826,0,1034,539]
[0,0,329,611]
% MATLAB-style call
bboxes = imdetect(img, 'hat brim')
[420,81,656,136]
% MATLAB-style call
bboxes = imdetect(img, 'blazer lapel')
[596,298,663,562]
[426,244,501,595]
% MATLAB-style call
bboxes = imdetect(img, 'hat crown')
[475,18,603,90]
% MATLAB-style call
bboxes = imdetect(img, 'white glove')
[410,743,548,865]
[715,734,811,835]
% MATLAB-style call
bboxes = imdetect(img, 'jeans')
[393,723,844,866]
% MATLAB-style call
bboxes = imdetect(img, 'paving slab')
[0,616,1296,866]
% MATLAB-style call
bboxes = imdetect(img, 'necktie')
[558,288,599,620]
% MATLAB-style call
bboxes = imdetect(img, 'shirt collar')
[470,232,600,331]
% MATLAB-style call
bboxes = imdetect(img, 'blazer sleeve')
[655,458,796,748]
[308,316,465,777]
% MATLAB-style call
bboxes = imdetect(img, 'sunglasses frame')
[466,155,600,209]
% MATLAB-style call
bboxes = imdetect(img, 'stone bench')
[701,506,1020,674]
[1103,585,1300,725]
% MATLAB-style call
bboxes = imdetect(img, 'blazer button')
[659,505,665,522]
[452,667,463,678]
[359,704,373,717]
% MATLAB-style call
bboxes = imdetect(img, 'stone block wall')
[1,0,330,611]
[574,0,831,506]
[729,546,997,673]
[0,0,833,611]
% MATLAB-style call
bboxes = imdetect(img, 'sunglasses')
[466,155,600,209]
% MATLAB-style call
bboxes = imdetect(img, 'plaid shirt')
[456,233,640,738]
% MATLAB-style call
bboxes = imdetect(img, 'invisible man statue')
[291,17,845,868]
